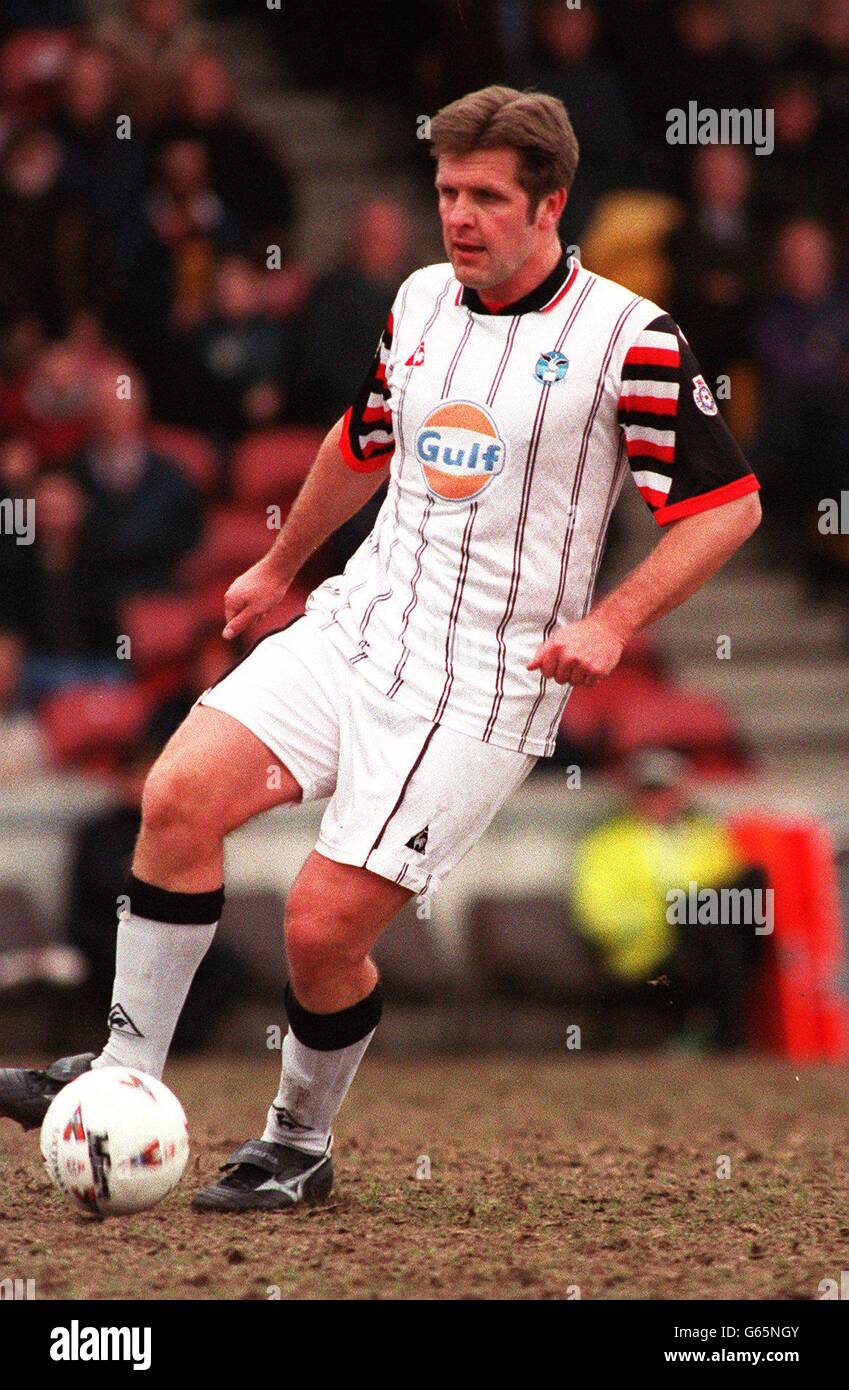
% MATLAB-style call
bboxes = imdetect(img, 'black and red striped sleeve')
[617,313,760,525]
[339,311,395,472]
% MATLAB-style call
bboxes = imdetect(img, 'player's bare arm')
[222,416,391,639]
[529,490,762,687]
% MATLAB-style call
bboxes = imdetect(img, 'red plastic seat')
[231,427,322,505]
[147,424,219,495]
[119,592,204,671]
[610,685,738,760]
[181,505,278,584]
[0,30,76,113]
[41,683,150,766]
[561,665,743,771]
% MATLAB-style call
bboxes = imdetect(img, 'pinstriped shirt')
[306,251,759,756]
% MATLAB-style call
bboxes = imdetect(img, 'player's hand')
[222,555,290,640]
[527,615,626,687]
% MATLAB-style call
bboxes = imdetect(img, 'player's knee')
[284,892,366,984]
[141,758,222,840]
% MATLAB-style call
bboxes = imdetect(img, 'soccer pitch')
[2,1054,847,1300]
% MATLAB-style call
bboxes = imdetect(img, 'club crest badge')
[692,374,718,415]
[534,350,570,385]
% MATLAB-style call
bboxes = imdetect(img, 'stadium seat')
[371,900,459,1002]
[0,883,46,953]
[119,592,205,672]
[231,427,322,505]
[40,682,151,766]
[147,425,220,496]
[216,889,286,993]
[181,504,277,584]
[609,685,741,763]
[0,28,76,114]
[560,667,745,771]
[467,895,609,1003]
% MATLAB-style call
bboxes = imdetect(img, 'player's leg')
[262,851,410,1144]
[0,705,305,1130]
[90,704,304,1080]
[132,703,303,893]
[0,617,342,1132]
[192,853,411,1210]
[192,660,538,1213]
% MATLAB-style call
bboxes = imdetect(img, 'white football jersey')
[306,252,758,756]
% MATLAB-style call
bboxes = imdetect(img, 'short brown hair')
[429,85,579,214]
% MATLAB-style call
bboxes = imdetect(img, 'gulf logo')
[414,401,506,502]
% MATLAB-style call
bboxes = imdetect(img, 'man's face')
[436,147,550,296]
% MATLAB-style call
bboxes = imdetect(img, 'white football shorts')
[198,612,537,895]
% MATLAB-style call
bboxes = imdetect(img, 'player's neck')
[477,238,564,313]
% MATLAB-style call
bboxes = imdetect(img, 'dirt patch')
[0,1054,846,1299]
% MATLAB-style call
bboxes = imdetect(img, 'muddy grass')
[1,1054,847,1300]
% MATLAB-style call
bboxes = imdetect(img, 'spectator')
[132,135,244,348]
[752,75,845,233]
[0,126,115,337]
[751,218,849,571]
[667,144,757,385]
[0,316,45,418]
[293,197,412,427]
[0,468,120,697]
[789,0,849,144]
[154,253,288,441]
[73,369,203,595]
[1,340,91,465]
[569,749,767,1049]
[0,433,39,500]
[51,44,151,291]
[158,49,296,257]
[94,0,209,128]
[526,1,642,242]
[0,630,47,781]
[667,0,766,116]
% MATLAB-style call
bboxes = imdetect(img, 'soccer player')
[0,87,761,1210]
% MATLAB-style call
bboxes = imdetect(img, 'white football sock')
[92,876,222,1078]
[262,982,383,1155]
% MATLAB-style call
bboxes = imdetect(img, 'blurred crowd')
[0,0,848,794]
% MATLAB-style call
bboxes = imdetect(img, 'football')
[40,1068,189,1217]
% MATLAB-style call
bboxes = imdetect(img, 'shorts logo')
[405,825,429,854]
[415,401,506,501]
[692,374,718,415]
[534,350,570,384]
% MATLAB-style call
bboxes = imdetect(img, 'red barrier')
[730,814,848,1060]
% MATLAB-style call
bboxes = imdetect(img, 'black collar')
[459,246,572,316]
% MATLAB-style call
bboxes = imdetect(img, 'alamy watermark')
[0,496,34,545]
[666,882,774,935]
[818,493,849,534]
[666,103,774,156]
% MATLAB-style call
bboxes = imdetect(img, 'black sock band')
[284,980,383,1051]
[127,873,225,925]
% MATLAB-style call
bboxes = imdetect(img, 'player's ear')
[537,186,567,231]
